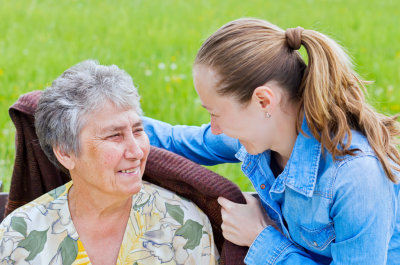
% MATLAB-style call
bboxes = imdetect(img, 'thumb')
[217,196,235,209]
[243,192,258,205]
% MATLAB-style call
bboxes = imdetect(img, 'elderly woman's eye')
[108,133,121,139]
[133,128,144,135]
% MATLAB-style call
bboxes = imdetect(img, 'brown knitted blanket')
[7,91,248,264]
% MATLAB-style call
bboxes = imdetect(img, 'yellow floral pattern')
[0,181,219,265]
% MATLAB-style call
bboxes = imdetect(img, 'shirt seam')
[331,152,378,203]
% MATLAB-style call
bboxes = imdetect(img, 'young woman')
[143,18,400,264]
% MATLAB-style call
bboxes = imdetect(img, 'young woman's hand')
[218,193,278,247]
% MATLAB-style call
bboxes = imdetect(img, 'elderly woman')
[0,60,219,265]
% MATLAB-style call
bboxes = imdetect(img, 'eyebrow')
[101,121,143,133]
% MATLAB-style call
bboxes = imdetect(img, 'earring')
[265,112,271,118]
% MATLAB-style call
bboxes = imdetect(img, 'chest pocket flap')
[300,223,336,251]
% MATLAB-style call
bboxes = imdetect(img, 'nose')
[210,117,223,135]
[124,134,144,160]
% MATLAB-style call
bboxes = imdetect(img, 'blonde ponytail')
[299,30,400,182]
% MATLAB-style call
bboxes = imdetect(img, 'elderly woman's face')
[69,101,150,197]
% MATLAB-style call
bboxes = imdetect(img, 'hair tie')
[285,27,304,50]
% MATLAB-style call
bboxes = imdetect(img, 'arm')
[142,116,241,165]
[328,155,395,264]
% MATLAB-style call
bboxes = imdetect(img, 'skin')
[193,65,300,247]
[54,101,150,265]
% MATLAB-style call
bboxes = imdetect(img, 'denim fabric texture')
[143,117,400,265]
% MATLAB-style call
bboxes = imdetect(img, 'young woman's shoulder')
[331,130,398,198]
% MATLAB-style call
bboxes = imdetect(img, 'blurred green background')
[1,0,399,192]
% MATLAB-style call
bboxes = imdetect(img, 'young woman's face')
[193,65,272,155]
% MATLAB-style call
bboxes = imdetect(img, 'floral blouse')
[0,181,219,265]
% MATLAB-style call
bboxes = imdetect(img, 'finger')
[220,207,233,222]
[217,196,235,210]
[222,229,231,241]
[243,192,258,205]
[220,208,227,220]
[221,222,233,236]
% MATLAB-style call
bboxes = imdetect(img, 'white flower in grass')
[170,63,177,70]
[374,87,383,96]
[144,69,152,76]
[158,63,166,70]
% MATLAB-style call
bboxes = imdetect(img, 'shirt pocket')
[299,223,336,251]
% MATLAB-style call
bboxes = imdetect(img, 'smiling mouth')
[119,168,139,174]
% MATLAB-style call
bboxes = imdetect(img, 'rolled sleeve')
[245,226,319,265]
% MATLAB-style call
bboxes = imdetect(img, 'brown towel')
[7,90,248,265]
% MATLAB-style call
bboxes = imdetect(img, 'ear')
[252,85,275,111]
[53,146,76,171]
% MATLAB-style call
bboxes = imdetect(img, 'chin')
[121,180,143,196]
[241,142,264,155]
[246,149,264,155]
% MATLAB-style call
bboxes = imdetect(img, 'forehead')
[193,65,220,90]
[83,102,141,133]
[193,65,243,112]
[193,66,220,102]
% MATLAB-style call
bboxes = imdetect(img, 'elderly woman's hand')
[217,193,278,247]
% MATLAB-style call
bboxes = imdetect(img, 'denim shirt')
[143,117,400,264]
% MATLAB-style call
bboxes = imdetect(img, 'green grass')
[1,0,399,192]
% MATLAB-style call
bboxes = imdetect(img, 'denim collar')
[234,145,248,162]
[235,117,322,197]
[280,118,322,197]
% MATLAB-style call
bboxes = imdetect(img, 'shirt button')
[260,184,266,189]
[313,241,318,247]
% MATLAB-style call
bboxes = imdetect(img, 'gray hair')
[35,60,142,172]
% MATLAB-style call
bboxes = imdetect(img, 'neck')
[68,183,132,221]
[271,103,301,169]
[273,132,297,169]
